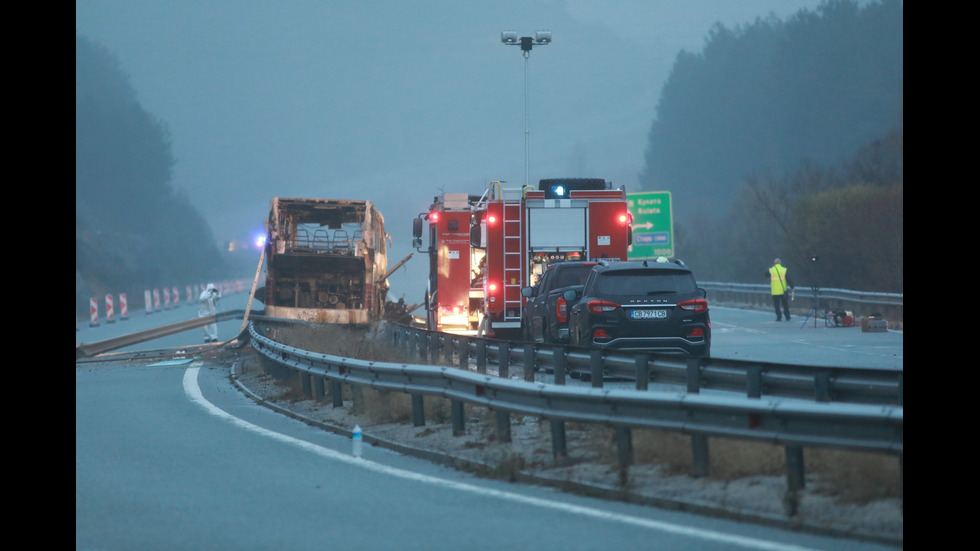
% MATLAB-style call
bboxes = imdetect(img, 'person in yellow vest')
[766,258,794,321]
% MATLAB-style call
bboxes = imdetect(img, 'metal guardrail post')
[496,409,511,443]
[524,344,535,382]
[553,347,566,386]
[498,342,510,378]
[616,427,633,473]
[786,445,806,491]
[551,420,567,459]
[331,380,344,408]
[301,372,312,398]
[476,340,487,373]
[814,370,832,402]
[590,349,603,388]
[897,373,903,406]
[687,357,702,393]
[452,400,465,436]
[687,356,709,477]
[492,338,512,442]
[412,394,425,427]
[691,434,709,478]
[458,336,469,369]
[747,365,762,399]
[635,354,649,391]
[312,376,324,400]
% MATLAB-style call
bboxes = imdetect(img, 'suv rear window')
[552,266,593,288]
[594,270,697,296]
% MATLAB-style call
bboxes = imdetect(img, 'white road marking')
[184,367,820,551]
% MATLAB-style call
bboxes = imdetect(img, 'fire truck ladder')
[502,192,524,323]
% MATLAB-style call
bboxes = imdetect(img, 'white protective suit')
[199,283,221,342]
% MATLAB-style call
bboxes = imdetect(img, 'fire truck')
[415,179,631,338]
[474,178,631,338]
[413,193,485,332]
[473,178,632,338]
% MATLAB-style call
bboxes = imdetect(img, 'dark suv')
[565,260,710,357]
[521,261,596,344]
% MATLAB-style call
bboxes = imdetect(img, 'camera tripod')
[800,286,830,328]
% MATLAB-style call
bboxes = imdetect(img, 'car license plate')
[631,309,667,319]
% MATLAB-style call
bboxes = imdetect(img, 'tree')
[787,183,903,292]
[640,0,903,225]
[76,35,226,313]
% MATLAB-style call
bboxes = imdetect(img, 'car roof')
[593,260,691,273]
[546,261,597,269]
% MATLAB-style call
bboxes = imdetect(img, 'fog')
[75,0,822,301]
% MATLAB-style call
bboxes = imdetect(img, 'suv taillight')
[556,296,568,323]
[678,298,708,313]
[587,300,620,314]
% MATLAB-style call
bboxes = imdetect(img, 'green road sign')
[627,191,673,259]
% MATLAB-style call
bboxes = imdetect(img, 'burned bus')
[264,198,388,325]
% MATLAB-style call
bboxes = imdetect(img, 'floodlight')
[534,30,552,44]
[501,31,518,44]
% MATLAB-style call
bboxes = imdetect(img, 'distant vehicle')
[263,198,388,325]
[521,261,597,344]
[565,259,710,357]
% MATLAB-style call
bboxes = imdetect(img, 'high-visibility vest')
[769,264,788,295]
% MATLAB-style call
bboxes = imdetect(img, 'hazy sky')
[76,0,824,300]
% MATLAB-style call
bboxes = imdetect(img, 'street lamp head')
[499,30,553,188]
[501,30,552,48]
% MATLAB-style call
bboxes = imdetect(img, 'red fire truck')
[413,193,485,332]
[415,179,631,338]
[471,178,632,338]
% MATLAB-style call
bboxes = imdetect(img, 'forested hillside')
[640,0,902,292]
[76,35,228,314]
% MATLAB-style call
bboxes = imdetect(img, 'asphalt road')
[77,360,898,551]
[709,307,902,370]
[76,296,902,550]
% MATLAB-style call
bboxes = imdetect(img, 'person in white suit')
[199,283,221,342]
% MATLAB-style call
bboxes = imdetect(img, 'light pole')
[501,30,551,189]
